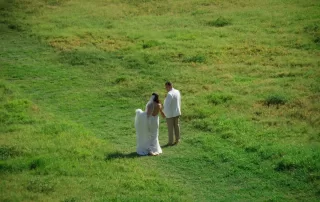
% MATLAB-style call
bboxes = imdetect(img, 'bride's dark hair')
[152,93,159,103]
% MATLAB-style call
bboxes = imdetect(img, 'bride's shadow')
[105,151,140,160]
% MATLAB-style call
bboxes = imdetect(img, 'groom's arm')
[163,93,173,116]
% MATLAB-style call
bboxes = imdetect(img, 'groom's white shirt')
[164,88,181,118]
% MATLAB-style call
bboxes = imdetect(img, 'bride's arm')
[159,103,166,118]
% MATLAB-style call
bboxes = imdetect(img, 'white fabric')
[146,95,155,118]
[163,88,181,118]
[147,115,162,154]
[135,109,149,155]
[135,96,162,156]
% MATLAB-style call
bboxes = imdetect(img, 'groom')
[162,81,181,146]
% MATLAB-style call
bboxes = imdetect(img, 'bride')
[135,93,163,156]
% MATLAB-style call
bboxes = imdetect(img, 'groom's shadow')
[105,151,140,160]
[161,143,177,148]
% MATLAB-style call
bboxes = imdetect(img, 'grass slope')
[1,0,320,201]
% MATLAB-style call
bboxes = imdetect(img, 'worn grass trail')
[1,0,320,201]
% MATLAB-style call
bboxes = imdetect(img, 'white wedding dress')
[135,96,162,156]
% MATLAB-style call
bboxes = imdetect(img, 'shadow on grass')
[161,143,180,149]
[105,152,140,160]
[161,144,170,148]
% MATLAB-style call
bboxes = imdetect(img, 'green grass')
[1,0,319,201]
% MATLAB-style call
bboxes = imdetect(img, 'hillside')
[1,0,319,201]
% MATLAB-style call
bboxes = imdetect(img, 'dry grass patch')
[49,37,85,51]
[49,34,132,52]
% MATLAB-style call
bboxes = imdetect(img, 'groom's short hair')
[165,81,172,86]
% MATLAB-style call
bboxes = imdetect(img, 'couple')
[135,81,181,156]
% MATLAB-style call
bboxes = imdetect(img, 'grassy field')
[1,0,319,201]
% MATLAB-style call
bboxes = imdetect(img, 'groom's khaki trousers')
[166,116,180,144]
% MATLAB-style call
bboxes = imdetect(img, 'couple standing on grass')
[135,81,181,156]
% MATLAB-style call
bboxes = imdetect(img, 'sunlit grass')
[1,0,319,201]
